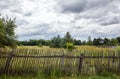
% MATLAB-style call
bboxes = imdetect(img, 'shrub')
[38,43,42,47]
[66,42,75,51]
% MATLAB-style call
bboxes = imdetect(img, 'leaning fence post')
[78,53,84,74]
[4,50,14,74]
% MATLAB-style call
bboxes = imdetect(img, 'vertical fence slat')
[119,52,120,72]
[4,50,14,74]
[108,52,110,72]
[78,53,84,74]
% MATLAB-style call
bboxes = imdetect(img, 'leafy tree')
[82,41,87,45]
[104,38,110,45]
[73,39,81,45]
[87,36,92,45]
[0,16,16,48]
[50,35,62,48]
[110,38,118,46]
[0,18,6,47]
[93,38,104,45]
[117,37,120,45]
[64,31,73,43]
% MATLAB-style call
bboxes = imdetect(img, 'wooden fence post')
[107,52,110,72]
[4,50,14,74]
[78,53,84,74]
[112,53,115,63]
[119,52,120,72]
[61,54,65,71]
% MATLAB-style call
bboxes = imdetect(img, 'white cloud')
[0,0,120,41]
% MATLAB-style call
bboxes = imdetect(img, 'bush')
[38,43,42,47]
[66,42,75,51]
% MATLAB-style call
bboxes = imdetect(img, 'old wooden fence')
[0,49,120,75]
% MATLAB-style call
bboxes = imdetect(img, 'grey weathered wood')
[4,50,14,74]
[61,54,65,70]
[112,53,115,63]
[119,52,120,72]
[107,52,110,72]
[78,53,84,74]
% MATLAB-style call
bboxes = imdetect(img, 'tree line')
[17,31,120,48]
[0,16,120,48]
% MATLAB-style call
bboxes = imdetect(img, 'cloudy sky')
[0,0,120,41]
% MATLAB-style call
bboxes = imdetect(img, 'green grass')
[0,46,120,78]
[0,72,120,79]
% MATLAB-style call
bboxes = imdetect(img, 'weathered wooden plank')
[78,54,84,74]
[4,50,14,74]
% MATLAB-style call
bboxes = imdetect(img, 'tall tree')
[0,18,6,47]
[87,36,92,45]
[0,16,16,48]
[117,37,120,44]
[104,38,110,45]
[110,38,118,46]
[50,35,62,48]
[64,31,73,43]
[73,39,81,45]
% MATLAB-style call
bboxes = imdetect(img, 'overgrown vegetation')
[0,47,120,79]
[0,72,120,79]
[0,47,120,75]
[0,16,16,48]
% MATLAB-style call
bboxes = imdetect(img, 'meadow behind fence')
[0,48,120,76]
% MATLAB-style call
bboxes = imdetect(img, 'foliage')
[73,39,81,45]
[66,42,75,51]
[0,72,120,79]
[0,16,16,48]
[87,36,92,45]
[109,38,118,46]
[0,47,120,78]
[50,32,74,48]
[38,43,42,47]
[17,32,120,47]
[117,37,120,45]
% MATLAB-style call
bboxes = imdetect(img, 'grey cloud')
[73,26,83,29]
[0,0,21,10]
[57,0,112,13]
[1,0,120,41]
[11,8,23,14]
[24,12,32,16]
[99,16,120,26]
[19,23,58,38]
[16,20,29,26]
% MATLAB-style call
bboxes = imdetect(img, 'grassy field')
[0,46,120,79]
[0,72,120,79]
